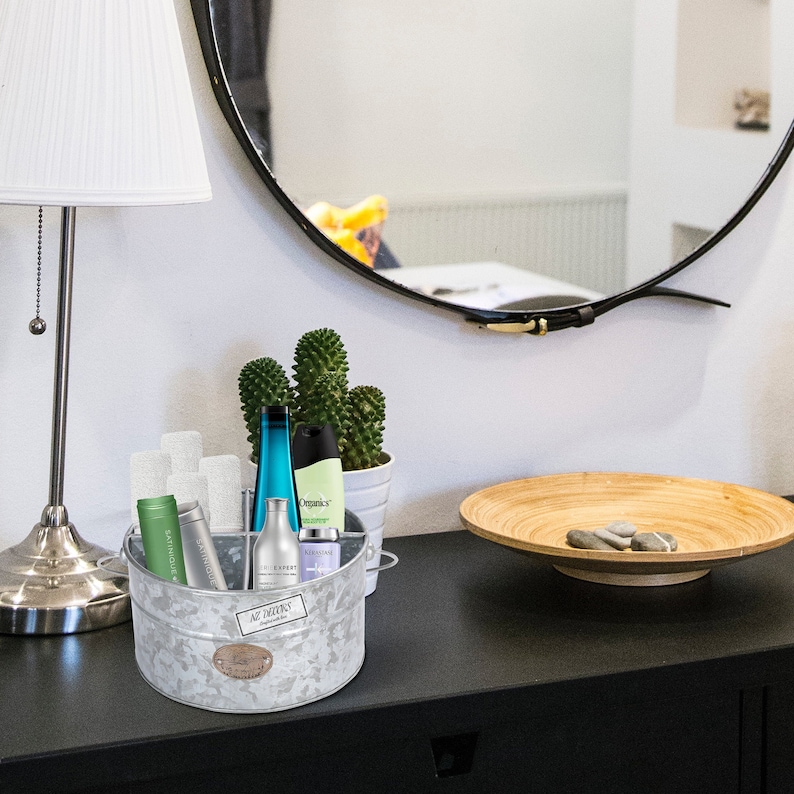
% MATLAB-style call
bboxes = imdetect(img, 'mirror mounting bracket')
[477,288,729,334]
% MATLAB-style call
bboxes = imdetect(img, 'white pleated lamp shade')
[0,0,211,206]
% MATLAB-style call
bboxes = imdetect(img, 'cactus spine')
[300,370,351,457]
[292,328,348,424]
[238,357,292,464]
[342,385,386,470]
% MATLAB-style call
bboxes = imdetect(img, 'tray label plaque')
[235,593,308,636]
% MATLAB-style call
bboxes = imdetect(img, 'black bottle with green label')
[292,424,345,533]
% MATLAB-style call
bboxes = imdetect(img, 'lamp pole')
[43,207,75,528]
[0,207,130,635]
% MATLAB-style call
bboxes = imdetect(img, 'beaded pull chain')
[29,206,46,335]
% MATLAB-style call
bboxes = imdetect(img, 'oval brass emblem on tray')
[212,643,273,680]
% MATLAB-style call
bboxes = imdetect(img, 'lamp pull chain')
[29,205,46,335]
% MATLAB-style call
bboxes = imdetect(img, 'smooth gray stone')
[566,530,617,551]
[630,532,678,552]
[593,528,631,550]
[604,521,637,538]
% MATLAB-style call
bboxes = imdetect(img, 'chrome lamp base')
[0,508,129,635]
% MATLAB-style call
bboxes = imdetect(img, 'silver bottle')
[253,498,301,589]
[177,501,228,590]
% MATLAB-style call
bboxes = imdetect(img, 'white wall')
[268,0,633,205]
[627,0,793,285]
[1,0,794,557]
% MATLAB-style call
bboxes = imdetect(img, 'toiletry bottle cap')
[298,527,340,542]
[137,494,178,519]
[265,497,289,511]
[292,423,341,467]
[260,405,290,415]
[177,500,208,526]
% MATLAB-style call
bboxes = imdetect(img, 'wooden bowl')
[459,473,794,586]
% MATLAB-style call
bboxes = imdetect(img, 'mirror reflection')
[211,0,791,313]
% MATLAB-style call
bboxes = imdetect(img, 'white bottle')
[253,497,300,589]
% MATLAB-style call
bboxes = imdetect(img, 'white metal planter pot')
[343,452,394,596]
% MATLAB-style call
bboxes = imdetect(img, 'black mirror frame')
[191,0,794,334]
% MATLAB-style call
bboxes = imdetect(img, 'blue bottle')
[252,406,301,533]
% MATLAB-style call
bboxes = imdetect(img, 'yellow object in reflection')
[324,228,373,267]
[304,201,344,229]
[304,194,389,268]
[339,194,388,231]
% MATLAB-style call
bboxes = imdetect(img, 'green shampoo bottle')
[292,424,345,533]
[136,495,188,584]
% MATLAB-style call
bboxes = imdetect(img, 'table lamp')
[0,0,212,634]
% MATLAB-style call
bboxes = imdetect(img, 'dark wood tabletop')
[3,528,794,793]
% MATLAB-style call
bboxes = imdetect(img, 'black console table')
[3,529,794,793]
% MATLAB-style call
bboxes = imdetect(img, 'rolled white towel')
[161,431,203,474]
[199,455,243,531]
[166,472,211,526]
[130,451,172,525]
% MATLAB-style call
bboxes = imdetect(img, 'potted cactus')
[239,328,387,471]
[239,329,392,594]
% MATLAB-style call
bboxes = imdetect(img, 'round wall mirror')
[192,0,794,334]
